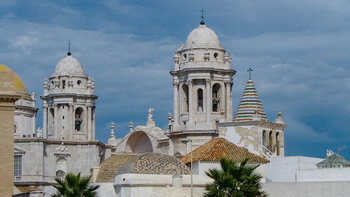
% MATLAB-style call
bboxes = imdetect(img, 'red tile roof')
[180,137,269,164]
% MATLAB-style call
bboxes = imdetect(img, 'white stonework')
[41,54,97,140]
[13,53,111,197]
[14,92,38,138]
[169,22,235,157]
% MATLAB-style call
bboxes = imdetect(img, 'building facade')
[13,53,111,196]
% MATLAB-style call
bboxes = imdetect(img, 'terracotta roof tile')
[96,154,139,183]
[180,138,269,164]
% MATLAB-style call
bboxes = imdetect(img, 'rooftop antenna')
[67,40,72,56]
[200,7,205,25]
[247,67,253,80]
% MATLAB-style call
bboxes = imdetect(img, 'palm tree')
[52,172,100,197]
[204,158,267,197]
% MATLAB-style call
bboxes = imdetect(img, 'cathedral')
[12,19,286,196]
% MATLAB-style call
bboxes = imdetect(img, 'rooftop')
[181,137,269,164]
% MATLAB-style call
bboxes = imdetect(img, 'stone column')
[221,82,226,115]
[54,104,58,139]
[92,107,95,140]
[271,131,277,154]
[72,105,75,135]
[87,105,92,140]
[69,104,73,140]
[173,81,179,129]
[188,80,193,124]
[43,104,48,137]
[225,80,232,120]
[205,79,211,123]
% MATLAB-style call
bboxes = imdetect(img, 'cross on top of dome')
[200,7,205,25]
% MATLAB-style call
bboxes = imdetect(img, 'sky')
[2,0,350,159]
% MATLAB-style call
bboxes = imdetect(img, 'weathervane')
[200,7,205,25]
[247,67,253,80]
[67,40,72,56]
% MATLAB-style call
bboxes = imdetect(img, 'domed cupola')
[41,49,97,141]
[169,19,235,153]
[174,21,231,71]
[184,24,223,50]
[52,55,86,77]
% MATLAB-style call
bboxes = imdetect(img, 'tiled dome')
[116,153,190,176]
[234,79,268,121]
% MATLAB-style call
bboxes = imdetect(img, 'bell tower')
[169,19,236,155]
[41,50,97,140]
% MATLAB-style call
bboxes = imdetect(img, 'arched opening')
[269,131,273,152]
[75,107,83,132]
[212,83,221,112]
[56,157,67,180]
[276,132,280,156]
[197,88,203,112]
[56,170,65,180]
[262,130,267,147]
[125,131,153,153]
[182,84,189,113]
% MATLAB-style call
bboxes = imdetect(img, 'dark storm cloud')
[1,0,350,158]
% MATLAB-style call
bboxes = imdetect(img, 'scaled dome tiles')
[234,79,268,122]
[116,153,190,177]
[0,64,29,96]
[53,55,86,77]
[181,138,269,164]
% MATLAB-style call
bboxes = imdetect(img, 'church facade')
[13,53,112,196]
[12,19,286,196]
[113,20,286,159]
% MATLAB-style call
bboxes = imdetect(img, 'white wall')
[297,168,350,182]
[263,181,350,197]
[267,156,323,182]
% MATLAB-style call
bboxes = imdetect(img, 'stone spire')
[108,122,117,145]
[234,78,268,122]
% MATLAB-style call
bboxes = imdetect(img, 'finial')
[110,122,115,137]
[67,40,72,56]
[200,7,205,25]
[247,68,253,80]
[129,121,133,132]
[275,109,284,124]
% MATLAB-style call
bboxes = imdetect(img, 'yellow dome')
[0,64,28,95]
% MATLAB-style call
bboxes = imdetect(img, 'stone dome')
[0,64,29,96]
[185,24,222,49]
[116,153,190,176]
[52,55,86,77]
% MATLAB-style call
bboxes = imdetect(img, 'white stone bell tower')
[169,19,236,155]
[41,49,97,140]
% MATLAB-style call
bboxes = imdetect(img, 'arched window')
[197,88,203,112]
[49,108,55,133]
[75,107,83,132]
[262,130,267,147]
[14,124,17,134]
[56,170,65,180]
[212,83,221,112]
[182,84,189,113]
